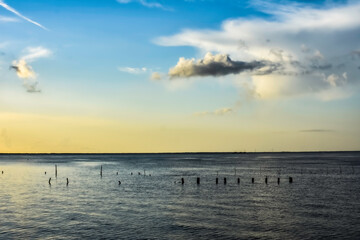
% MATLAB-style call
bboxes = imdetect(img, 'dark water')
[0,152,360,239]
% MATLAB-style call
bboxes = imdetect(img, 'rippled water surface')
[0,152,360,239]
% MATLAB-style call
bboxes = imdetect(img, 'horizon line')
[0,150,359,155]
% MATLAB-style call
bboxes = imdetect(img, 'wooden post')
[277,177,280,184]
[181,178,184,185]
[55,165,57,178]
[144,170,146,176]
[224,177,227,184]
[289,177,293,183]
[45,171,46,175]
[265,177,268,184]
[237,178,240,184]
[216,177,218,184]
[197,177,200,185]
[116,172,118,175]
[66,178,69,186]
[100,165,103,177]
[118,181,121,185]
[252,178,254,183]
[48,177,51,185]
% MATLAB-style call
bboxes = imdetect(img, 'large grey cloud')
[169,52,279,78]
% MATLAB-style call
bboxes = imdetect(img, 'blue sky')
[0,0,360,152]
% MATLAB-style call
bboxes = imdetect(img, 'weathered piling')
[224,177,227,184]
[252,178,254,184]
[277,177,280,184]
[55,165,57,178]
[237,178,240,184]
[48,177,51,185]
[289,177,293,183]
[118,181,121,185]
[265,177,268,184]
[197,177,200,184]
[45,171,46,175]
[66,178,69,186]
[100,165,103,177]
[1,171,3,174]
[181,178,184,185]
[216,177,218,184]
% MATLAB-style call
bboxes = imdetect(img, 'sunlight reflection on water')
[0,153,359,239]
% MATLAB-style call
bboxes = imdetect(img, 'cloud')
[10,46,51,93]
[300,129,334,133]
[194,107,234,117]
[0,15,18,22]
[1,129,11,148]
[117,0,171,11]
[150,72,162,80]
[156,1,360,100]
[0,0,47,30]
[118,66,148,74]
[169,52,278,79]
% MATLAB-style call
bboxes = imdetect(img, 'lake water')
[0,152,359,239]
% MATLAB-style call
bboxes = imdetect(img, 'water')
[0,152,359,239]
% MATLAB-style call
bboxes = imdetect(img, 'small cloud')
[150,72,162,80]
[194,107,234,117]
[299,129,334,133]
[169,52,277,79]
[0,15,18,22]
[1,128,12,148]
[10,46,51,93]
[118,66,148,74]
[117,0,171,11]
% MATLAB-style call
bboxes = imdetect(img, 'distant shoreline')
[0,151,359,155]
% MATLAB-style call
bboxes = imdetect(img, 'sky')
[0,0,360,153]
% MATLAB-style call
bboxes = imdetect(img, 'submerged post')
[216,177,218,184]
[265,177,268,184]
[237,178,240,184]
[55,165,57,178]
[252,178,254,184]
[66,178,69,186]
[197,177,200,185]
[100,165,103,177]
[224,177,227,184]
[181,178,184,185]
[289,177,293,183]
[116,172,118,175]
[118,180,121,185]
[277,177,280,184]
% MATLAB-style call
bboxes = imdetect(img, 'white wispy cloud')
[194,107,234,117]
[0,0,47,30]
[156,1,360,101]
[117,0,171,11]
[0,15,18,22]
[118,66,148,74]
[10,46,52,93]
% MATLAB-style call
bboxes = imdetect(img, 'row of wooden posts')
[47,165,294,186]
[182,176,293,185]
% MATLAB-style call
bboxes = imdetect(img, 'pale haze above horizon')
[1,0,360,153]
